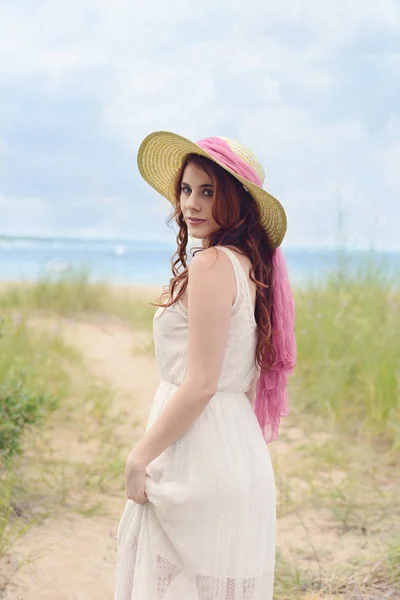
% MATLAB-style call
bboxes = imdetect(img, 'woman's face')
[179,162,219,239]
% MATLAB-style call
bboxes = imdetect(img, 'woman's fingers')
[126,486,148,504]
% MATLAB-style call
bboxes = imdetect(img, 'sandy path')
[2,317,159,600]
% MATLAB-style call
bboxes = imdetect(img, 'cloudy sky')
[0,0,399,250]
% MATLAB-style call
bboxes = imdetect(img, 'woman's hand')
[125,451,150,505]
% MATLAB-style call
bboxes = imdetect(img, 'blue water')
[1,237,400,289]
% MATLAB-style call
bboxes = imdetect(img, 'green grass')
[273,538,400,599]
[0,269,156,330]
[0,315,76,462]
[329,538,400,599]
[0,315,79,572]
[293,248,400,450]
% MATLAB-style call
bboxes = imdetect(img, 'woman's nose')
[186,191,201,209]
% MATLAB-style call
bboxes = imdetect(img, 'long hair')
[151,153,277,371]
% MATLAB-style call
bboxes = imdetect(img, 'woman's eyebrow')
[181,181,214,188]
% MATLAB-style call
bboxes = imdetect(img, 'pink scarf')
[254,246,296,443]
[196,136,297,443]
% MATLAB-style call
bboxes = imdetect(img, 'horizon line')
[0,233,399,253]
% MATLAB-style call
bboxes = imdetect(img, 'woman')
[114,132,296,600]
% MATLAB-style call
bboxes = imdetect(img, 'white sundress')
[114,245,277,600]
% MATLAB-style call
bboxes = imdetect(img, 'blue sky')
[0,1,399,250]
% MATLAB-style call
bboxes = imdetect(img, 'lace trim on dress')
[120,535,264,599]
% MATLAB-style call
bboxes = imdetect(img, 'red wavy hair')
[151,153,277,371]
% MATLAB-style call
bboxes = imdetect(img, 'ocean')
[1,237,399,289]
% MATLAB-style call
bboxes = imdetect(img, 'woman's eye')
[181,186,212,196]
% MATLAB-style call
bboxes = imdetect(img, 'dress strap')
[215,246,255,322]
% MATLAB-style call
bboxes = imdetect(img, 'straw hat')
[137,130,287,249]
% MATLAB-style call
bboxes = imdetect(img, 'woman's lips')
[187,217,206,225]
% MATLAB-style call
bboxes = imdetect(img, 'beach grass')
[0,314,76,463]
[0,314,79,576]
[293,248,400,451]
[0,270,157,330]
[274,537,400,599]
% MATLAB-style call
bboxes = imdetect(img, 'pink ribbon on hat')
[196,137,263,187]
[196,136,297,443]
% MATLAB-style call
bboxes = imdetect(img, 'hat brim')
[137,130,287,249]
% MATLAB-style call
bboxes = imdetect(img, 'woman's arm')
[129,247,234,470]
